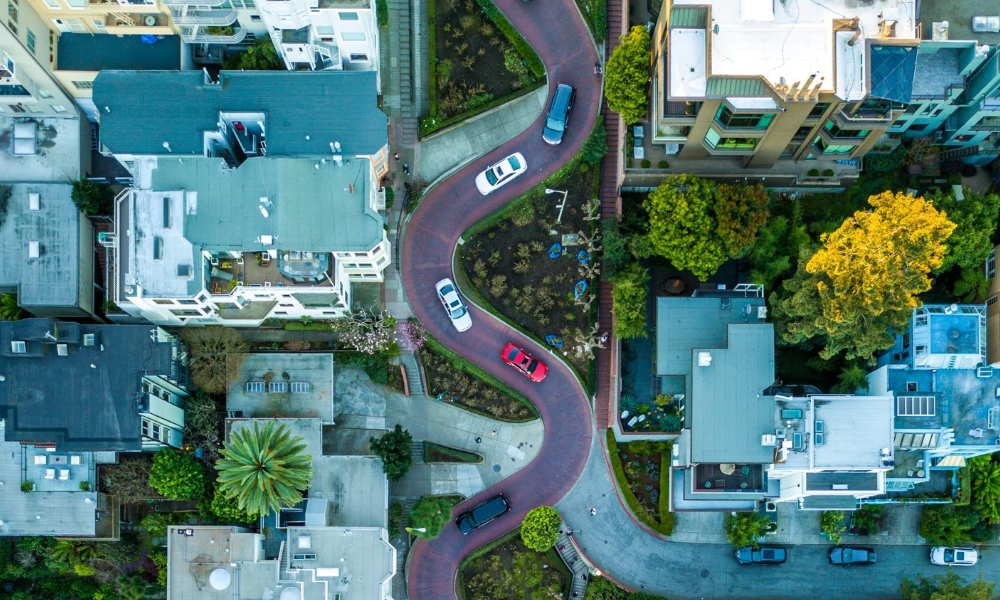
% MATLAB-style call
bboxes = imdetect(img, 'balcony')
[170,8,237,26]
[208,252,336,294]
[180,23,247,43]
[160,0,226,8]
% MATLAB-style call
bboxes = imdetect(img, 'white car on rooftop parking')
[434,278,472,332]
[475,152,527,195]
[930,547,978,566]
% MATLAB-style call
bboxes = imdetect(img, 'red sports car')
[501,343,548,382]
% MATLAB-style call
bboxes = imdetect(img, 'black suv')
[829,546,877,566]
[542,84,577,145]
[455,494,510,534]
[735,545,787,565]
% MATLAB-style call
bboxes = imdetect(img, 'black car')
[828,546,877,566]
[735,545,787,565]
[542,84,577,145]
[455,494,510,534]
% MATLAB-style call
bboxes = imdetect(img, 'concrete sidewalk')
[416,86,548,182]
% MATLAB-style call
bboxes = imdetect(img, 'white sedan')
[475,152,527,195]
[930,547,978,566]
[434,278,472,332]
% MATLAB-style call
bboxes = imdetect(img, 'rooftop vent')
[28,241,39,258]
[56,344,68,356]
[83,334,96,347]
[177,264,191,277]
[697,351,712,367]
[28,193,40,211]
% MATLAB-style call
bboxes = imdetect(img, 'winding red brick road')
[400,0,601,596]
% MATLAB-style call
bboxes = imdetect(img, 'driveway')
[400,0,601,594]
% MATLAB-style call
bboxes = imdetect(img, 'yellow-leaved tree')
[776,191,956,362]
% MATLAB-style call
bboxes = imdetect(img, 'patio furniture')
[220,261,233,269]
[58,470,70,481]
[989,406,1000,431]
[260,253,270,266]
[719,463,736,475]
[44,469,55,480]
[970,428,985,438]
[34,455,46,465]
[210,267,234,282]
[715,479,726,488]
[740,465,751,477]
[917,469,925,477]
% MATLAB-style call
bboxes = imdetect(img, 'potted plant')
[823,168,835,177]
[807,168,820,177]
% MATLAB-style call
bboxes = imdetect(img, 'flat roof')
[57,34,181,71]
[0,116,82,182]
[812,395,894,469]
[669,28,707,97]
[284,527,394,600]
[690,324,776,463]
[912,44,968,99]
[0,184,83,310]
[924,310,982,355]
[93,70,386,157]
[227,353,335,421]
[918,0,1000,46]
[670,0,917,96]
[0,319,175,451]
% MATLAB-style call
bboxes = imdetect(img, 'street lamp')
[545,188,569,223]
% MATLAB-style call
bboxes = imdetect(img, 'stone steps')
[410,441,424,464]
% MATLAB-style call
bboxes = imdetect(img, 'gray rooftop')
[690,324,776,464]
[57,34,181,71]
[0,319,175,451]
[227,353,335,421]
[918,0,1000,46]
[0,426,101,537]
[912,44,968,99]
[812,396,894,469]
[93,70,387,157]
[0,184,85,310]
[0,116,82,182]
[805,472,879,492]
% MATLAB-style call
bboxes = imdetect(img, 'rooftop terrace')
[56,34,181,71]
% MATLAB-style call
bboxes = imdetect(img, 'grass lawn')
[459,161,601,377]
[458,529,571,600]
[423,442,483,463]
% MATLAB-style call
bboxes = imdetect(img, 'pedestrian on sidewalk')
[394,152,400,162]
[589,507,597,516]
[403,163,410,175]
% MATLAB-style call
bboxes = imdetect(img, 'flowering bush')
[336,309,398,355]
[397,320,427,352]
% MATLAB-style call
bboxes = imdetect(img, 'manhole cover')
[493,464,501,472]
[700,569,709,578]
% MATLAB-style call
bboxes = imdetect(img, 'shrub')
[20,480,34,492]
[149,449,205,500]
[180,327,249,394]
[410,495,456,538]
[920,505,993,545]
[850,505,882,535]
[580,117,608,166]
[821,510,845,544]
[472,0,544,78]
[209,488,259,524]
[807,168,820,177]
[79,481,91,491]
[520,506,561,551]
[724,512,772,549]
[71,180,115,215]
[370,424,413,482]
[658,160,669,168]
[823,169,835,177]
[376,0,388,28]
[384,185,395,210]
[140,513,183,538]
[388,502,404,538]
[640,159,651,168]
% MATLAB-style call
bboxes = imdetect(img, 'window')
[268,381,288,393]
[907,123,928,132]
[141,420,150,436]
[290,381,311,393]
[23,104,40,113]
[41,0,58,7]
[714,105,773,130]
[8,0,17,24]
[339,11,358,19]
[1,52,14,78]
[987,248,996,279]
[906,381,918,392]
[341,31,365,41]
[10,340,26,353]
[50,104,66,113]
[988,295,998,308]
[704,128,758,150]
[349,53,368,61]
[169,309,202,316]
[808,103,830,119]
[896,396,935,417]
[72,80,93,90]
[151,423,160,439]
[26,28,35,54]
[246,380,265,393]
[822,121,869,139]
[811,137,854,156]
[38,88,51,98]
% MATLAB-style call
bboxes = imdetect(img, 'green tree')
[0,293,25,321]
[184,390,221,461]
[103,454,158,503]
[611,262,648,339]
[602,219,631,280]
[409,495,457,538]
[369,424,413,482]
[585,577,663,600]
[520,506,561,551]
[149,449,205,500]
[209,487,259,524]
[831,363,869,393]
[919,505,989,546]
[715,183,771,258]
[180,326,250,394]
[580,117,608,166]
[775,191,956,362]
[952,267,990,303]
[929,188,1000,272]
[216,421,313,516]
[644,174,726,279]
[140,512,184,537]
[970,455,1000,524]
[748,206,811,291]
[604,25,651,125]
[899,571,995,600]
[71,179,115,215]
[149,550,168,588]
[222,37,285,70]
[724,512,771,549]
[820,510,845,544]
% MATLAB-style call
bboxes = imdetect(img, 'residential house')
[0,184,96,318]
[649,0,919,184]
[985,246,1000,363]
[92,70,390,326]
[227,353,335,422]
[894,2,1000,166]
[868,304,1000,497]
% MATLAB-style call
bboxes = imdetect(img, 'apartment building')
[650,0,919,183]
[92,69,389,326]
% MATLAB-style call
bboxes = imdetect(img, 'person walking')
[394,152,400,162]
[403,163,410,175]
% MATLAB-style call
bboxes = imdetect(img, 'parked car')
[542,84,577,145]
[735,545,787,565]
[475,152,527,195]
[930,547,978,566]
[434,278,472,332]
[501,343,548,382]
[828,546,877,566]
[456,493,510,534]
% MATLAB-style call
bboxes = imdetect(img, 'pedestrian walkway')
[416,86,549,182]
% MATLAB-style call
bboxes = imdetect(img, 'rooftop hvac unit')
[761,434,777,446]
[697,351,712,367]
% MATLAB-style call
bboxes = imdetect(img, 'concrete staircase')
[410,441,424,464]
[399,352,425,395]
[384,0,421,145]
[555,530,590,598]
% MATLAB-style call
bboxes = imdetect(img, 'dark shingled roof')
[93,70,387,157]
[0,319,175,451]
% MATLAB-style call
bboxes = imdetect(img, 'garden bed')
[423,0,544,136]
[619,394,683,434]
[422,335,538,422]
[338,350,406,394]
[605,431,673,535]
[458,529,570,600]
[458,161,601,377]
[423,442,483,463]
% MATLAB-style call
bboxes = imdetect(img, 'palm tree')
[0,293,24,321]
[216,421,312,516]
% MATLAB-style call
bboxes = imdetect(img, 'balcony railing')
[181,24,247,43]
[171,8,237,25]
[161,0,227,8]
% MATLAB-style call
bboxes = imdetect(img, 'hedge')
[472,0,545,78]
[283,322,332,331]
[423,442,484,463]
[605,429,674,536]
